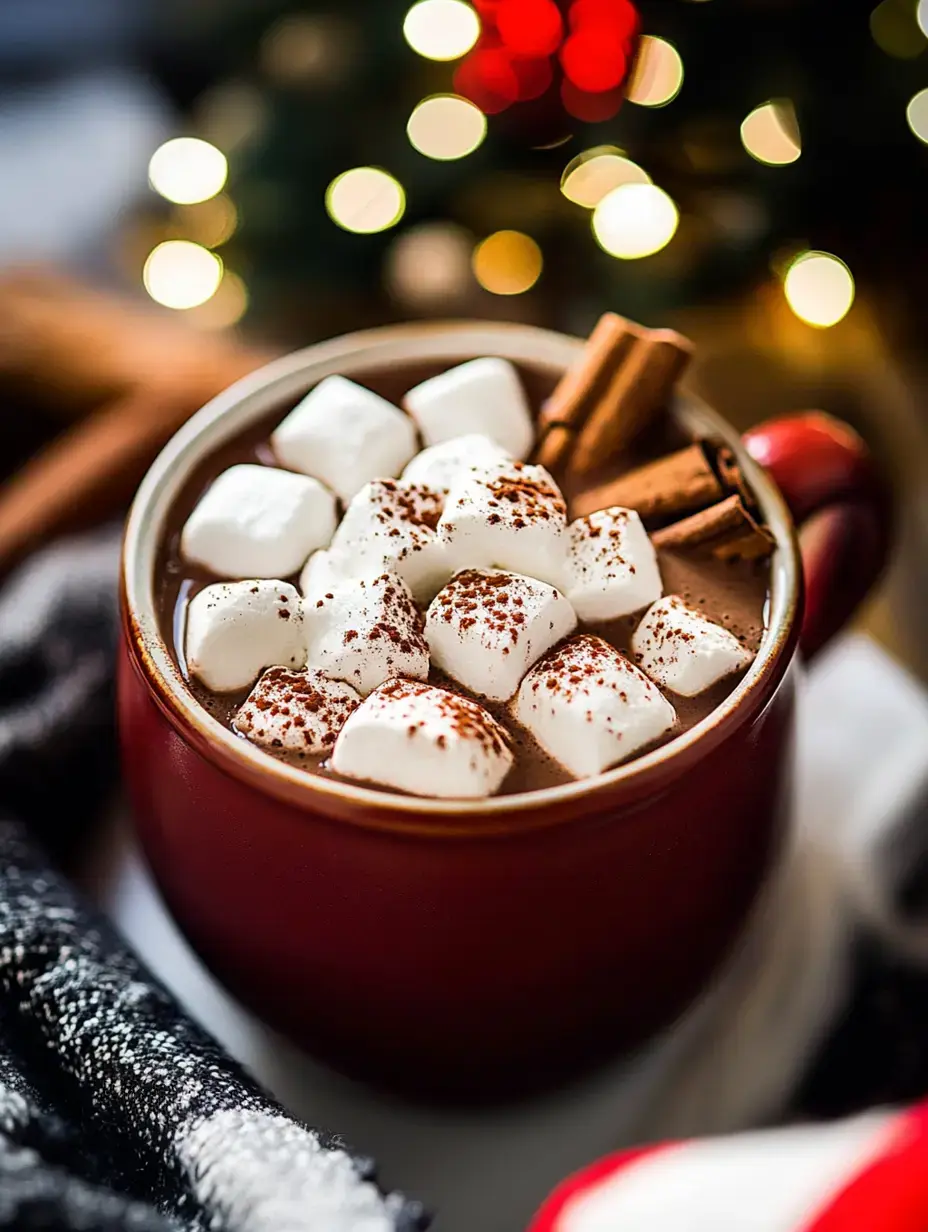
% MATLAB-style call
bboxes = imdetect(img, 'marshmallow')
[327,479,450,605]
[518,634,677,778]
[437,461,568,588]
[271,375,418,503]
[404,358,534,460]
[181,465,336,580]
[299,549,344,604]
[401,434,511,494]
[331,679,513,799]
[632,595,754,697]
[305,571,429,696]
[185,580,305,692]
[426,570,577,702]
[233,666,360,755]
[565,506,663,622]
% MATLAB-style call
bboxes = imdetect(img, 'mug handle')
[743,412,892,661]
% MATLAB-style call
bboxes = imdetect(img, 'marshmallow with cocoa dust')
[332,678,513,798]
[305,571,429,697]
[518,635,677,777]
[632,595,754,696]
[234,667,360,754]
[272,375,418,503]
[402,434,511,494]
[326,478,450,605]
[404,358,534,459]
[437,460,569,588]
[565,506,663,621]
[185,580,305,692]
[181,464,336,579]
[426,569,577,702]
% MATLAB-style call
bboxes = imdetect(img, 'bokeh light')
[561,30,629,93]
[454,46,520,114]
[175,195,238,249]
[907,88,928,143]
[473,230,543,294]
[870,0,926,58]
[325,167,406,234]
[407,95,487,160]
[783,251,855,328]
[920,0,928,36]
[627,37,684,108]
[561,147,651,208]
[188,272,250,330]
[404,0,481,61]
[148,138,228,206]
[143,241,223,310]
[740,100,802,165]
[260,14,356,87]
[497,0,563,56]
[386,222,474,307]
[592,183,679,259]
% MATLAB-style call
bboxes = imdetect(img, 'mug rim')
[122,320,801,827]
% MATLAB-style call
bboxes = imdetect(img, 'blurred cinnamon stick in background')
[0,270,274,574]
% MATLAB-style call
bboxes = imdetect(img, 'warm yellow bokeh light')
[403,0,480,61]
[783,252,855,328]
[870,0,926,58]
[325,167,406,234]
[920,0,928,37]
[627,37,684,107]
[407,95,487,160]
[143,241,223,310]
[176,195,238,248]
[907,88,928,143]
[740,100,802,166]
[148,138,228,205]
[473,230,543,295]
[386,222,474,306]
[189,272,249,330]
[592,183,679,260]
[561,147,651,209]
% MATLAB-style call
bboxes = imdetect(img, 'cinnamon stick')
[716,445,758,512]
[572,442,723,523]
[568,330,693,476]
[535,313,640,470]
[651,494,775,562]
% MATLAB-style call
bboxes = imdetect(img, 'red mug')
[119,323,889,1100]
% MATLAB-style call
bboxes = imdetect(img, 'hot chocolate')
[155,317,772,800]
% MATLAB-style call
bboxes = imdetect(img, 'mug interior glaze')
[124,322,798,823]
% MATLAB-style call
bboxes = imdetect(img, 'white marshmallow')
[437,461,568,588]
[632,595,754,697]
[518,634,677,778]
[404,358,534,459]
[181,465,336,580]
[185,580,305,693]
[305,571,429,696]
[565,506,663,622]
[327,479,450,605]
[271,375,418,503]
[331,679,513,799]
[299,549,344,604]
[426,570,576,702]
[233,666,360,755]
[401,434,511,494]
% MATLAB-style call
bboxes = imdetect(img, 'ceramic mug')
[119,323,889,1100]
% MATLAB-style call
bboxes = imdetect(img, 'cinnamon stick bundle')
[535,312,693,476]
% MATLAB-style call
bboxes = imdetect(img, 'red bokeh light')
[569,0,639,40]
[560,29,628,93]
[560,78,625,122]
[454,45,520,114]
[511,54,554,101]
[497,0,564,58]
